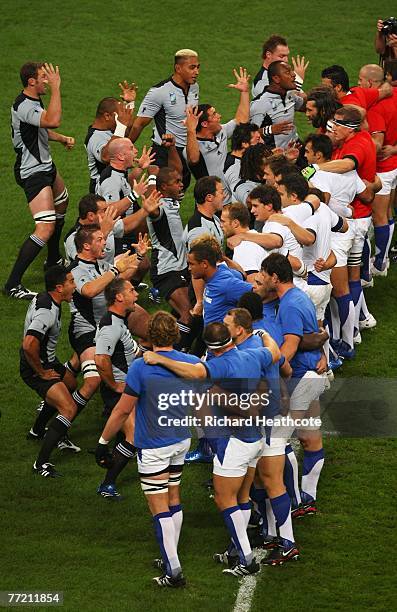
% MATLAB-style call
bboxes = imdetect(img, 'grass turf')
[0,1,396,610]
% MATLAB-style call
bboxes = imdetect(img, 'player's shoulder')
[98,164,113,183]
[34,292,55,311]
[148,77,172,92]
[98,311,113,329]
[224,153,240,173]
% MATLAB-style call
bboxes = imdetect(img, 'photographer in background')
[375,17,397,85]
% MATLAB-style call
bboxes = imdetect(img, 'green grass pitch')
[0,1,396,610]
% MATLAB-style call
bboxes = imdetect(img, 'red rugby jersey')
[332,131,376,218]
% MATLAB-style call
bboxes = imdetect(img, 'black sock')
[175,321,192,352]
[103,441,136,485]
[5,234,45,289]
[32,402,57,437]
[71,390,88,420]
[36,414,71,466]
[46,216,65,265]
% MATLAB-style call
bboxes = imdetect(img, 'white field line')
[232,549,267,612]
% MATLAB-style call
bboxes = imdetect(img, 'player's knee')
[58,402,77,421]
[33,212,56,242]
[140,477,169,495]
[80,360,100,396]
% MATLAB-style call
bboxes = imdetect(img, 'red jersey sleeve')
[367,108,386,133]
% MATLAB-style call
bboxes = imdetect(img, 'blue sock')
[374,224,390,271]
[284,444,301,509]
[349,280,363,329]
[153,511,181,577]
[250,484,268,536]
[335,294,355,350]
[221,505,253,566]
[169,504,183,547]
[270,492,295,548]
[301,448,325,504]
[361,233,371,280]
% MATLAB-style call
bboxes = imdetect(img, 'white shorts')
[213,437,263,477]
[289,371,327,414]
[347,217,372,266]
[377,168,397,196]
[137,438,191,475]
[261,419,290,457]
[331,223,355,267]
[305,283,332,321]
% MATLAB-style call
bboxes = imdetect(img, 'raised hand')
[100,205,119,236]
[291,55,309,80]
[137,145,156,169]
[115,251,138,273]
[131,232,151,257]
[183,105,202,131]
[228,67,251,92]
[118,80,138,102]
[42,63,61,88]
[285,140,301,161]
[116,101,134,127]
[141,190,163,214]
[132,175,149,197]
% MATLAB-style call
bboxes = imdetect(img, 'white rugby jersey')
[303,203,344,283]
[310,169,366,218]
[137,78,199,147]
[233,230,267,273]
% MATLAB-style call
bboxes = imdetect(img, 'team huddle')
[9,34,397,588]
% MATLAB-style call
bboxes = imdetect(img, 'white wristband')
[148,174,157,186]
[126,101,135,110]
[114,122,126,137]
[295,74,304,91]
[99,436,109,445]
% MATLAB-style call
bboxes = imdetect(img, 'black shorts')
[68,328,96,357]
[100,383,122,418]
[20,356,66,400]
[16,163,57,203]
[151,268,190,301]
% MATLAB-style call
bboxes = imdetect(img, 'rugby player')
[5,62,74,299]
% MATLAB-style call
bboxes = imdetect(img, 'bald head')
[108,137,137,169]
[108,138,131,159]
[358,64,385,89]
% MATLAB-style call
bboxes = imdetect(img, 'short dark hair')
[104,277,128,306]
[78,194,105,219]
[20,62,43,87]
[156,166,178,191]
[194,176,221,205]
[268,60,285,82]
[262,35,288,59]
[95,97,118,117]
[148,311,180,347]
[240,143,273,181]
[306,85,341,129]
[224,202,251,228]
[304,133,333,161]
[202,322,231,347]
[74,224,100,253]
[264,154,294,177]
[278,173,309,201]
[261,252,293,283]
[237,291,264,321]
[189,239,218,267]
[321,65,350,92]
[45,264,68,292]
[249,184,282,211]
[231,123,259,151]
[228,308,253,333]
[196,103,212,132]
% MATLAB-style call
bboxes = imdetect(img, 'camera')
[381,17,397,36]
